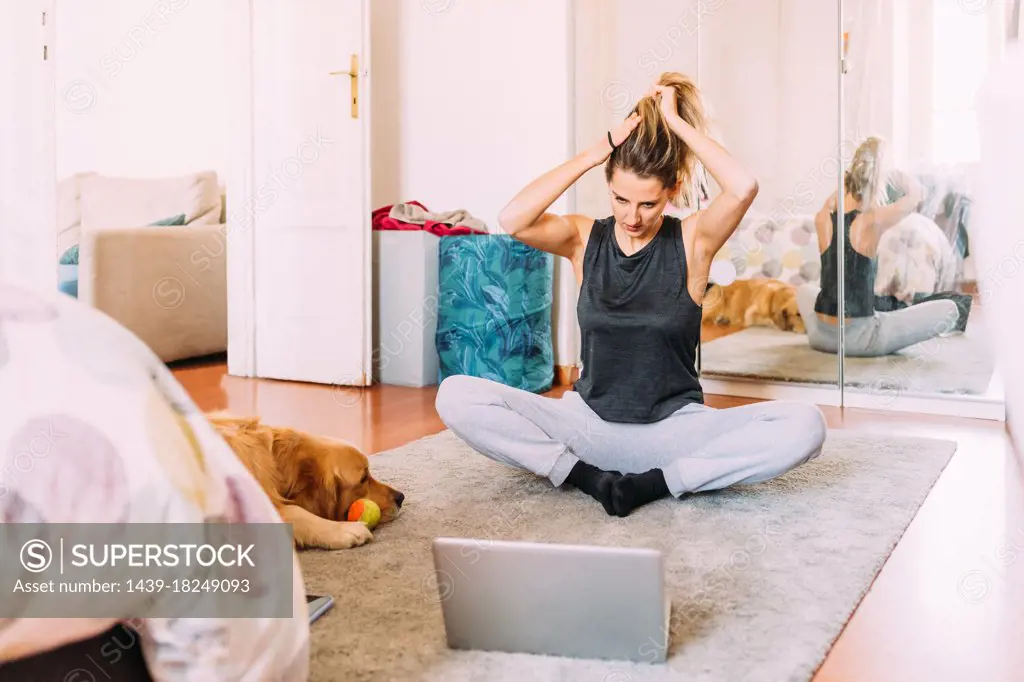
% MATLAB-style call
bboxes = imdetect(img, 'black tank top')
[573,215,704,424]
[814,210,877,318]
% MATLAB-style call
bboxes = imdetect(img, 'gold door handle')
[329,54,359,119]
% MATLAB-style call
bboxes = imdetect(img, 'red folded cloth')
[372,201,488,237]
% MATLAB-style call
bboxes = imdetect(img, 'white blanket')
[874,213,958,303]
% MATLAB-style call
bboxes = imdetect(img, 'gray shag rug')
[300,428,956,682]
[699,323,993,395]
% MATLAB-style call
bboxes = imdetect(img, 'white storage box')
[372,230,440,386]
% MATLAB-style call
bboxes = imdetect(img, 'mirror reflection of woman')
[797,136,961,356]
[435,73,827,518]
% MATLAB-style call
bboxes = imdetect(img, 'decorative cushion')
[59,245,79,266]
[79,171,221,232]
[57,264,78,298]
[149,213,187,226]
[435,235,554,393]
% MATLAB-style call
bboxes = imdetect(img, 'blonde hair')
[844,136,889,208]
[605,72,709,209]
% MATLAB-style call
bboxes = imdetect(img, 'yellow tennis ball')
[347,498,381,529]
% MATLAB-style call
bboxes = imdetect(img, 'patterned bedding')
[712,210,959,303]
[0,281,309,680]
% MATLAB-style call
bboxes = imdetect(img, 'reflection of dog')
[210,416,405,550]
[702,279,806,333]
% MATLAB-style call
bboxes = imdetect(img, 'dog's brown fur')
[701,279,806,333]
[209,415,404,550]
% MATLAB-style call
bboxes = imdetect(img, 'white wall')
[975,42,1024,462]
[370,0,578,366]
[370,0,572,228]
[700,0,840,222]
[54,0,229,181]
[574,0,701,221]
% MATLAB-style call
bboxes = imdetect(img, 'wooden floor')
[173,358,1024,682]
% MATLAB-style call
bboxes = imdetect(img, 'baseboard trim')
[555,364,579,385]
[699,375,1006,421]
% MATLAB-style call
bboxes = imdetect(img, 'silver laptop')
[430,537,670,663]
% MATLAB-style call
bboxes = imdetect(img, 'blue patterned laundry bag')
[436,235,554,393]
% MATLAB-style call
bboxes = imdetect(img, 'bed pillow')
[0,280,310,679]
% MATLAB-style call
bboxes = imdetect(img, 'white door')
[0,0,56,293]
[250,0,370,385]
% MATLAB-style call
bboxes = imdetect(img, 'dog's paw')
[329,521,374,550]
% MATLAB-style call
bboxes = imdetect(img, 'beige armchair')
[58,170,228,363]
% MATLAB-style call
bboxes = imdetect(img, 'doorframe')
[0,0,57,294]
[40,0,57,294]
[225,0,257,378]
[226,0,373,385]
[358,0,374,388]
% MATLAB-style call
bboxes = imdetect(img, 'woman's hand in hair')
[595,112,643,163]
[892,169,924,202]
[647,84,679,123]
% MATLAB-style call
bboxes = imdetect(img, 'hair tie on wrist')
[608,131,617,151]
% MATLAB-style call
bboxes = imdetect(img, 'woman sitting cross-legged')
[435,72,827,517]
[796,136,964,357]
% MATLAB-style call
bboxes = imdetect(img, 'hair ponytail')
[844,136,888,208]
[605,72,710,208]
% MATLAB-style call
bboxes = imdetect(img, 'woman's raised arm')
[652,84,758,263]
[497,113,642,259]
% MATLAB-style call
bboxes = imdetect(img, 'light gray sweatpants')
[796,284,960,357]
[434,375,827,498]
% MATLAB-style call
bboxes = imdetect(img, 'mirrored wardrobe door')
[697,0,842,396]
[837,0,1009,412]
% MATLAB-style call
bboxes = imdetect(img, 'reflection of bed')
[712,212,960,303]
[712,168,972,304]
[698,309,993,396]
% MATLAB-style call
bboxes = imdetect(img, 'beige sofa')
[58,170,228,363]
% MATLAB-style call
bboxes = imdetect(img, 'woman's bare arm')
[653,85,759,264]
[814,190,838,255]
[850,172,924,256]
[497,113,642,260]
[867,171,924,232]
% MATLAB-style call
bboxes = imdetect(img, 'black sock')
[565,461,621,516]
[610,469,670,517]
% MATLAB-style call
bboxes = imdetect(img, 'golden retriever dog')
[209,415,404,550]
[702,278,806,333]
